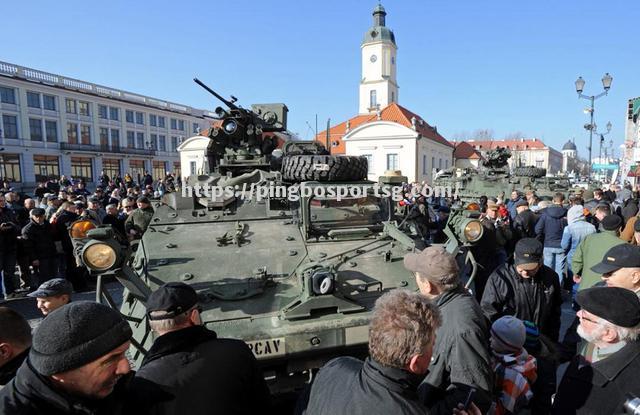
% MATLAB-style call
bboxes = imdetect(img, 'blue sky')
[3,0,638,156]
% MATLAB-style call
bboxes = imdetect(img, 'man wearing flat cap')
[0,301,133,414]
[21,208,58,285]
[572,213,625,291]
[128,282,271,415]
[552,287,640,414]
[403,247,493,414]
[124,196,154,241]
[27,278,73,316]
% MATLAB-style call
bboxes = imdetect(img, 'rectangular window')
[0,154,21,182]
[445,160,449,169]
[43,94,56,111]
[109,107,119,120]
[67,122,78,144]
[149,114,157,127]
[170,118,177,130]
[29,118,43,141]
[45,120,58,142]
[536,160,544,168]
[178,120,185,131]
[192,123,199,134]
[127,131,135,148]
[431,157,435,171]
[80,125,91,144]
[2,115,18,139]
[370,90,377,109]
[78,101,90,116]
[135,111,144,125]
[98,104,108,119]
[158,116,166,128]
[99,127,109,147]
[126,110,134,123]
[102,159,120,179]
[386,153,398,170]
[159,135,166,151]
[65,98,77,114]
[27,91,41,108]
[422,155,427,175]
[110,129,120,149]
[136,132,144,149]
[150,133,158,150]
[190,161,197,176]
[33,155,60,181]
[153,160,165,180]
[438,159,442,170]
[70,157,93,182]
[171,136,178,151]
[0,86,16,104]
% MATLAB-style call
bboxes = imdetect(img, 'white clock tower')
[359,4,398,114]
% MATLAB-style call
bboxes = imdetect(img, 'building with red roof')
[315,5,453,183]
[464,138,562,173]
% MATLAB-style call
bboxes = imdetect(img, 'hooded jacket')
[480,264,562,342]
[535,205,567,248]
[560,207,596,270]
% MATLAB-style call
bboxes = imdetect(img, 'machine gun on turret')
[194,78,289,176]
[481,146,511,169]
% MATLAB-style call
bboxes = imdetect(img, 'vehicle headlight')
[70,220,97,239]
[223,119,238,135]
[463,219,483,243]
[82,242,117,271]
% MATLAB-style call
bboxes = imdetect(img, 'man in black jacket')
[0,307,31,386]
[296,289,480,415]
[21,208,58,285]
[0,194,20,300]
[0,301,133,414]
[128,282,271,415]
[513,199,538,239]
[480,238,562,342]
[403,246,492,414]
[552,287,640,414]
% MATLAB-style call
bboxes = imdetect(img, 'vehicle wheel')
[282,155,368,182]
[514,166,546,178]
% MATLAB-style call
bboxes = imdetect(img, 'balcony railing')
[60,142,156,156]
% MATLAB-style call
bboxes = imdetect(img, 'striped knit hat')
[491,316,526,354]
[523,320,541,353]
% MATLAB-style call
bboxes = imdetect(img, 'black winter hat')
[146,282,198,320]
[30,301,132,376]
[591,243,640,275]
[576,286,640,328]
[514,238,543,270]
[601,214,622,231]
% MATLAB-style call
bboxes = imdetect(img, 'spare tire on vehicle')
[514,166,546,178]
[282,155,368,182]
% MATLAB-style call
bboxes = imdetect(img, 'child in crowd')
[490,316,538,415]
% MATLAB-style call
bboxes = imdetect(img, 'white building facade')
[0,61,216,190]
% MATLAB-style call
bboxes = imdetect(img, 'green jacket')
[572,230,625,291]
[125,206,155,238]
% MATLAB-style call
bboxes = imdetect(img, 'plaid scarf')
[492,349,538,415]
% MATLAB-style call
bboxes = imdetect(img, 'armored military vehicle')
[69,81,484,396]
[434,147,574,202]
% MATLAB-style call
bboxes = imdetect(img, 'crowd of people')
[1,179,640,414]
[0,171,175,297]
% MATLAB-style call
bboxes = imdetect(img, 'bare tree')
[451,131,470,141]
[471,129,495,140]
[503,131,525,140]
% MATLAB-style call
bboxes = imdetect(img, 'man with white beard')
[552,286,640,414]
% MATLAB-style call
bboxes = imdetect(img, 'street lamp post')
[596,121,612,180]
[574,73,613,180]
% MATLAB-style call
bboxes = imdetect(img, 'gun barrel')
[193,78,239,110]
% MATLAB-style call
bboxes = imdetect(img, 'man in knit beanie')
[0,301,133,414]
[490,316,537,415]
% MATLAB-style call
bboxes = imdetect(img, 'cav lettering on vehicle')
[246,338,286,358]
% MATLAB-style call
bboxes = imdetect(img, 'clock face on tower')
[370,54,377,63]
